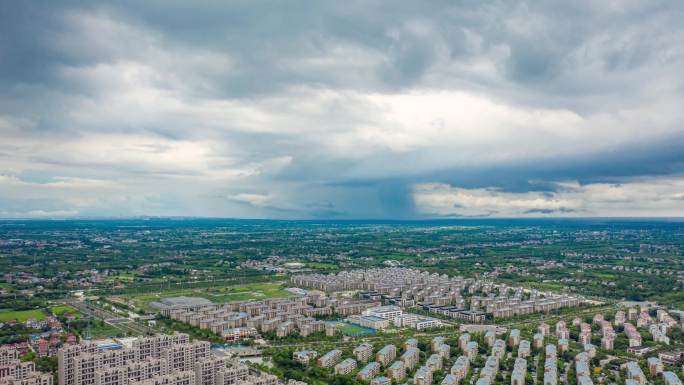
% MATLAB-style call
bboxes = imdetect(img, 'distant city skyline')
[2,1,684,219]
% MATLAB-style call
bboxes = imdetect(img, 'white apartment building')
[363,306,403,321]
[353,344,373,363]
[57,334,276,385]
[334,359,356,375]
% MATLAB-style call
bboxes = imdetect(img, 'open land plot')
[104,273,137,284]
[0,309,46,322]
[121,282,290,311]
[89,321,126,338]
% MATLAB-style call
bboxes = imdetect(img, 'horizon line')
[2,216,684,222]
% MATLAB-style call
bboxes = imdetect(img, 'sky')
[1,1,684,219]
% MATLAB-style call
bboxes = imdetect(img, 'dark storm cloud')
[2,1,677,99]
[524,208,577,214]
[2,0,684,218]
[415,132,684,193]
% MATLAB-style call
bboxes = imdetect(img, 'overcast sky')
[1,1,684,219]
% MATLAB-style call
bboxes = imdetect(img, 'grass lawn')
[0,309,46,322]
[50,305,81,318]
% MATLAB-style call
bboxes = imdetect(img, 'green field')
[90,322,125,338]
[0,309,46,322]
[124,282,290,311]
[305,262,338,269]
[521,281,565,290]
[105,273,136,284]
[51,305,81,318]
[209,283,290,301]
[72,320,126,338]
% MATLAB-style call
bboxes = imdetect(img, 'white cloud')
[230,193,277,208]
[0,175,113,189]
[0,208,81,219]
[3,3,684,218]
[413,178,684,217]
[14,9,682,183]
[4,77,684,217]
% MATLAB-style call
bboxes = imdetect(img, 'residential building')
[427,354,443,371]
[362,306,402,321]
[56,334,276,385]
[292,350,317,365]
[451,356,470,382]
[0,346,52,385]
[442,374,458,385]
[317,350,342,368]
[387,361,405,381]
[509,330,520,347]
[511,358,527,385]
[459,334,471,350]
[647,357,663,377]
[376,345,396,367]
[334,358,356,375]
[400,348,419,370]
[354,344,373,363]
[659,351,684,366]
[357,362,381,381]
[404,339,417,351]
[414,366,433,385]
[518,340,531,358]
[370,377,390,385]
[626,361,646,385]
[484,331,495,347]
[464,342,478,361]
[347,315,390,330]
[663,372,682,385]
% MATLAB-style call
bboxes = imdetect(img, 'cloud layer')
[1,1,684,218]
[414,179,684,217]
